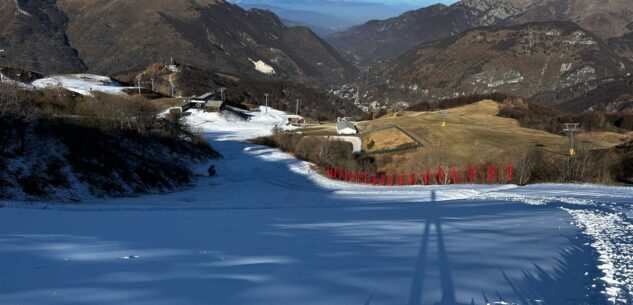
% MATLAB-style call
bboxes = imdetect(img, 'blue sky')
[370,0,456,3]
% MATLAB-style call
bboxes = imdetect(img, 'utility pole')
[563,123,582,157]
[264,93,269,114]
[295,98,299,116]
[562,123,582,181]
[136,77,142,95]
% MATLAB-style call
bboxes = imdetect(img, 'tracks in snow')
[478,190,633,304]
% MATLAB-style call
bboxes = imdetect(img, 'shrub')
[612,153,633,184]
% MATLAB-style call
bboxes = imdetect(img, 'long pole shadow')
[409,209,466,305]
[409,221,431,305]
[436,217,457,305]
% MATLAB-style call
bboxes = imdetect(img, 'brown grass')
[362,127,417,152]
[304,100,631,179]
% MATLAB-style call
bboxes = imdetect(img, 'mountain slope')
[0,0,86,73]
[328,0,633,68]
[327,0,540,68]
[1,0,356,84]
[554,75,633,113]
[363,22,632,107]
[610,32,633,64]
[507,0,633,41]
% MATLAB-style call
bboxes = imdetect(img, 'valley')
[1,0,633,304]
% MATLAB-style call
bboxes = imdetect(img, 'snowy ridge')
[31,74,132,97]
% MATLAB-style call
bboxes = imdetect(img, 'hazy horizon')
[231,0,459,32]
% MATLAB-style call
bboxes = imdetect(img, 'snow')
[0,106,632,305]
[249,59,276,75]
[0,73,35,90]
[31,74,132,97]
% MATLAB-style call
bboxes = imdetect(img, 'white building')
[336,118,358,135]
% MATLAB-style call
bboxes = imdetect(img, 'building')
[286,115,305,126]
[188,92,223,112]
[205,100,224,112]
[336,118,358,135]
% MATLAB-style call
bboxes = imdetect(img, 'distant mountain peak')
[328,0,633,68]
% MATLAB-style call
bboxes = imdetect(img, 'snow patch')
[249,59,276,75]
[186,106,295,141]
[560,63,573,73]
[0,73,35,90]
[13,0,31,16]
[31,74,132,97]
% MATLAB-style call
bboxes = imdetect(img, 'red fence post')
[372,175,376,185]
[424,171,429,185]
[489,165,494,184]
[452,168,456,184]
[399,173,403,186]
[409,173,414,185]
[381,174,386,186]
[389,175,393,186]
[438,167,443,184]
[508,163,513,182]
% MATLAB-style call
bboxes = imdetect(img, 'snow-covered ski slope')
[1,73,132,96]
[32,74,132,96]
[0,106,632,305]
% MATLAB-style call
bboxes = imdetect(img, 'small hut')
[336,118,358,135]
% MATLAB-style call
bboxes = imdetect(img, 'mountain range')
[362,22,632,111]
[0,0,355,84]
[1,0,632,113]
[328,0,633,68]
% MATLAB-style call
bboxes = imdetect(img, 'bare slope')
[0,0,356,84]
[0,0,86,73]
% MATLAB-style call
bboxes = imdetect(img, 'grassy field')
[361,127,418,153]
[302,100,633,173]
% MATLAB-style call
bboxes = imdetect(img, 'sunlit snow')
[0,106,631,305]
